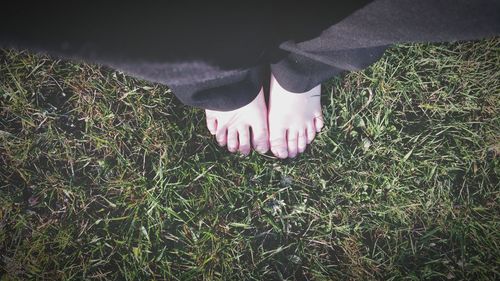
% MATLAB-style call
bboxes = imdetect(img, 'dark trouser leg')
[0,44,265,111]
[108,61,265,111]
[271,0,499,92]
[271,46,389,93]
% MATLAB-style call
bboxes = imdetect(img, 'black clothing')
[1,0,499,111]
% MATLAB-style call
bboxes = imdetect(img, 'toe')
[238,126,251,156]
[297,129,307,153]
[216,127,227,147]
[306,123,316,144]
[287,130,298,158]
[314,116,324,132]
[270,129,288,159]
[251,125,269,154]
[206,117,217,135]
[227,129,239,153]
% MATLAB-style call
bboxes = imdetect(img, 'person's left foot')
[205,87,269,155]
[268,73,324,159]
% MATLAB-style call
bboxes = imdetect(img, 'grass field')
[1,38,499,280]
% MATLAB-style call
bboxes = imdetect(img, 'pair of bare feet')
[205,73,324,159]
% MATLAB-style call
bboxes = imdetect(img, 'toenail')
[256,146,267,153]
[277,150,287,158]
[272,149,280,157]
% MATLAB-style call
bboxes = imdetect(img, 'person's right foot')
[205,87,269,155]
[268,73,324,159]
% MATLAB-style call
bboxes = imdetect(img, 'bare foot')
[205,87,269,155]
[268,73,324,159]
